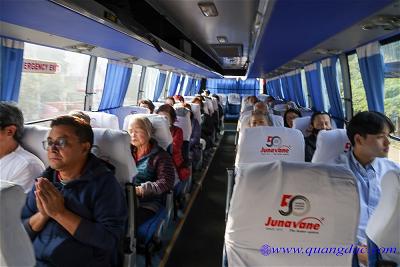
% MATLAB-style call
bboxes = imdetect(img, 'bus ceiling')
[1,0,399,79]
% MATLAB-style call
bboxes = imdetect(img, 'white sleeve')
[13,161,45,193]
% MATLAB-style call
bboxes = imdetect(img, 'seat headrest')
[91,128,137,186]
[205,98,214,114]
[105,106,150,130]
[174,107,192,141]
[228,93,240,105]
[257,94,268,102]
[225,161,359,266]
[236,127,305,166]
[0,182,36,267]
[217,94,227,105]
[189,103,201,124]
[366,170,400,264]
[312,129,351,163]
[270,114,284,127]
[21,125,50,166]
[274,103,287,111]
[211,98,218,112]
[123,114,172,151]
[293,116,338,137]
[84,111,119,129]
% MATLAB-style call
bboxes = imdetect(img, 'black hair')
[138,99,155,113]
[0,102,24,142]
[347,111,395,146]
[310,111,331,126]
[156,104,177,123]
[284,108,302,127]
[50,115,94,148]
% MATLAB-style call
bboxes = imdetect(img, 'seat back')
[0,182,36,267]
[84,111,120,129]
[292,116,311,136]
[205,98,214,115]
[189,103,201,124]
[236,126,304,166]
[123,114,173,151]
[312,129,351,163]
[21,125,50,167]
[91,128,137,186]
[217,94,227,107]
[270,114,284,127]
[366,170,400,264]
[225,161,359,266]
[227,93,240,105]
[108,106,150,130]
[257,94,269,102]
[174,107,192,141]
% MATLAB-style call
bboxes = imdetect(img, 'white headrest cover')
[91,128,137,185]
[189,103,201,124]
[274,103,287,111]
[293,116,311,136]
[205,98,214,114]
[366,170,400,264]
[211,98,218,112]
[270,114,284,127]
[174,108,192,141]
[258,94,268,102]
[123,114,173,151]
[21,125,50,166]
[236,127,305,166]
[0,182,36,267]
[184,96,196,102]
[228,93,240,105]
[217,94,227,105]
[84,111,119,129]
[312,129,351,164]
[225,161,359,267]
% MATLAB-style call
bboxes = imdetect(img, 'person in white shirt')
[0,102,45,193]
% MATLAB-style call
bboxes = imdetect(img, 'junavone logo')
[260,136,291,155]
[264,194,323,233]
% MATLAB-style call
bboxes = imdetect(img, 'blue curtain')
[305,63,324,111]
[167,73,180,97]
[98,61,132,110]
[281,76,295,102]
[0,38,24,102]
[153,72,166,102]
[286,71,306,107]
[191,79,201,95]
[356,42,385,112]
[322,57,344,128]
[266,80,276,98]
[207,78,260,96]
[177,76,186,95]
[271,79,283,99]
[184,78,194,96]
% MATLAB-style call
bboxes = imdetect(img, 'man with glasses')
[0,102,45,193]
[22,115,127,266]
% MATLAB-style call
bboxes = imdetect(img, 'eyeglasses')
[42,138,68,150]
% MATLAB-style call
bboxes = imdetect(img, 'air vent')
[210,44,243,57]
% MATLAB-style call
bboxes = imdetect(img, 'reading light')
[216,36,228,43]
[198,2,218,17]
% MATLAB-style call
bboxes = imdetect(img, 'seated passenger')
[284,108,302,128]
[335,111,399,266]
[266,96,276,108]
[165,96,175,107]
[128,116,175,226]
[192,97,215,148]
[184,103,201,163]
[253,101,273,126]
[212,94,224,130]
[173,95,185,105]
[156,104,190,181]
[250,110,269,127]
[68,110,91,124]
[304,111,332,162]
[21,115,127,266]
[138,99,155,114]
[0,102,45,193]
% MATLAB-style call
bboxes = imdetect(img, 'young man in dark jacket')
[22,115,127,267]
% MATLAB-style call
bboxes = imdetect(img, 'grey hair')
[128,116,154,138]
[0,102,24,142]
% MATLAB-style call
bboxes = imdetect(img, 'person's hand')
[34,179,49,218]
[135,186,144,198]
[357,245,368,266]
[35,178,65,219]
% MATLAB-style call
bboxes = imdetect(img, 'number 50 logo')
[266,136,282,147]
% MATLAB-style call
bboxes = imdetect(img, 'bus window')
[300,69,309,108]
[142,67,160,101]
[348,53,368,114]
[19,43,89,121]
[92,57,108,111]
[319,65,330,112]
[123,65,143,106]
[381,40,400,163]
[336,60,345,115]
